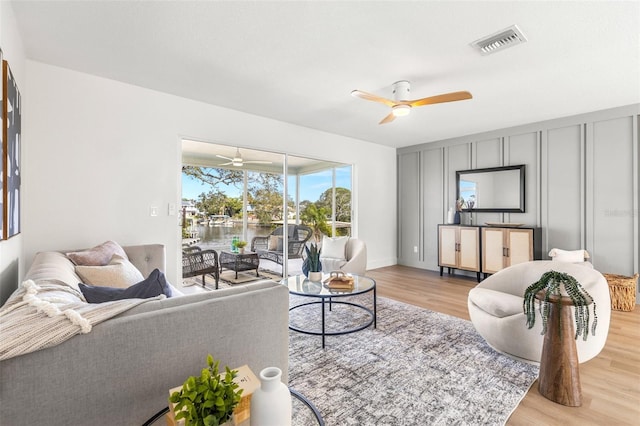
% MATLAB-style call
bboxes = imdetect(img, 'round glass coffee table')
[282,274,377,348]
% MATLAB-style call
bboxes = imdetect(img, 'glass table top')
[281,274,375,298]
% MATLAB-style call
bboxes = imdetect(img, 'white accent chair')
[467,261,611,363]
[319,237,367,276]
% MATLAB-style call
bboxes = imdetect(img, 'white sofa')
[320,237,367,276]
[467,261,611,363]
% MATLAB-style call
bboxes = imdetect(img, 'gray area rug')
[288,295,539,426]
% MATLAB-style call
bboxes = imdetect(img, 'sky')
[182,166,351,202]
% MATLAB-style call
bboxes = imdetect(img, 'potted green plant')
[169,354,243,426]
[302,243,322,282]
[523,270,598,340]
[235,240,248,254]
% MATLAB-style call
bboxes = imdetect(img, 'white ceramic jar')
[250,367,292,426]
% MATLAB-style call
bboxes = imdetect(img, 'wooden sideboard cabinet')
[481,226,542,276]
[438,225,481,282]
[438,224,541,281]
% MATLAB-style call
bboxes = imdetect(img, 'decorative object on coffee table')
[302,242,322,281]
[250,367,292,426]
[323,271,354,290]
[524,270,597,406]
[168,354,243,426]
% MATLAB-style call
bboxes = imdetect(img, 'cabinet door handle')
[506,247,510,258]
[502,247,506,257]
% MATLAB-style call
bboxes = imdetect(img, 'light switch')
[414,246,418,253]
[149,206,158,217]
[168,203,176,216]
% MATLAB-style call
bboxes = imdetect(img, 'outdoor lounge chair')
[182,246,220,289]
[251,224,313,266]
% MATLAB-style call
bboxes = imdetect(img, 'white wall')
[0,1,26,304]
[21,61,397,288]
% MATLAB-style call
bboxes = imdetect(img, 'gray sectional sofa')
[0,244,289,425]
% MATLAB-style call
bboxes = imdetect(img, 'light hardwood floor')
[366,265,640,426]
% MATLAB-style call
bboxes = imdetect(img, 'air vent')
[471,25,527,55]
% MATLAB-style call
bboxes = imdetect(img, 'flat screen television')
[456,165,525,213]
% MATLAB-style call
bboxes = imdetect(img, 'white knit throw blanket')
[0,279,165,361]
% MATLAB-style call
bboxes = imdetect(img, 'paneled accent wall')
[398,152,421,263]
[542,125,583,251]
[590,116,636,273]
[397,104,640,299]
[422,149,444,265]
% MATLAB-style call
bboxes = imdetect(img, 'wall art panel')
[0,49,3,240]
[3,60,21,239]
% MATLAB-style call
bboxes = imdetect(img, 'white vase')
[308,271,323,282]
[250,367,292,426]
[447,207,454,224]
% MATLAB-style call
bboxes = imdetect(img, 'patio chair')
[251,224,313,266]
[182,246,220,289]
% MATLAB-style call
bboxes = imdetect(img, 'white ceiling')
[10,0,640,148]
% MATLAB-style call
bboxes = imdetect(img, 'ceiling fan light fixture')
[232,148,243,166]
[392,104,411,117]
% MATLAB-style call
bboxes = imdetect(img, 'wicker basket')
[603,273,639,312]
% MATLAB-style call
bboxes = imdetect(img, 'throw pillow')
[75,254,144,288]
[549,248,589,263]
[268,235,283,251]
[66,240,128,266]
[321,236,349,261]
[79,269,172,303]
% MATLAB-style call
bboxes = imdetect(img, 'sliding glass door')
[181,140,352,281]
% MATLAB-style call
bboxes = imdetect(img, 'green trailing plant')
[303,243,322,273]
[169,354,243,426]
[523,270,598,341]
[235,240,247,249]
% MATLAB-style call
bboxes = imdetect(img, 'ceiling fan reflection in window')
[216,148,272,167]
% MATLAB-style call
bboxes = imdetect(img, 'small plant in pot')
[302,243,322,282]
[235,240,248,254]
[169,354,243,426]
[523,270,597,340]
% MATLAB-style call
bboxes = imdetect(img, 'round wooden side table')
[535,291,592,407]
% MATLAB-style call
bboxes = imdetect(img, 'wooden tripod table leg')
[537,300,582,406]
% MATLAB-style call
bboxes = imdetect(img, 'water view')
[189,222,273,252]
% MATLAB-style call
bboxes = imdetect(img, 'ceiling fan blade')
[408,91,473,107]
[218,161,233,166]
[216,154,234,161]
[379,112,396,125]
[244,160,273,164]
[352,90,397,107]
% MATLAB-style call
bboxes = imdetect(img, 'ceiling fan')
[351,80,472,124]
[216,148,272,167]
